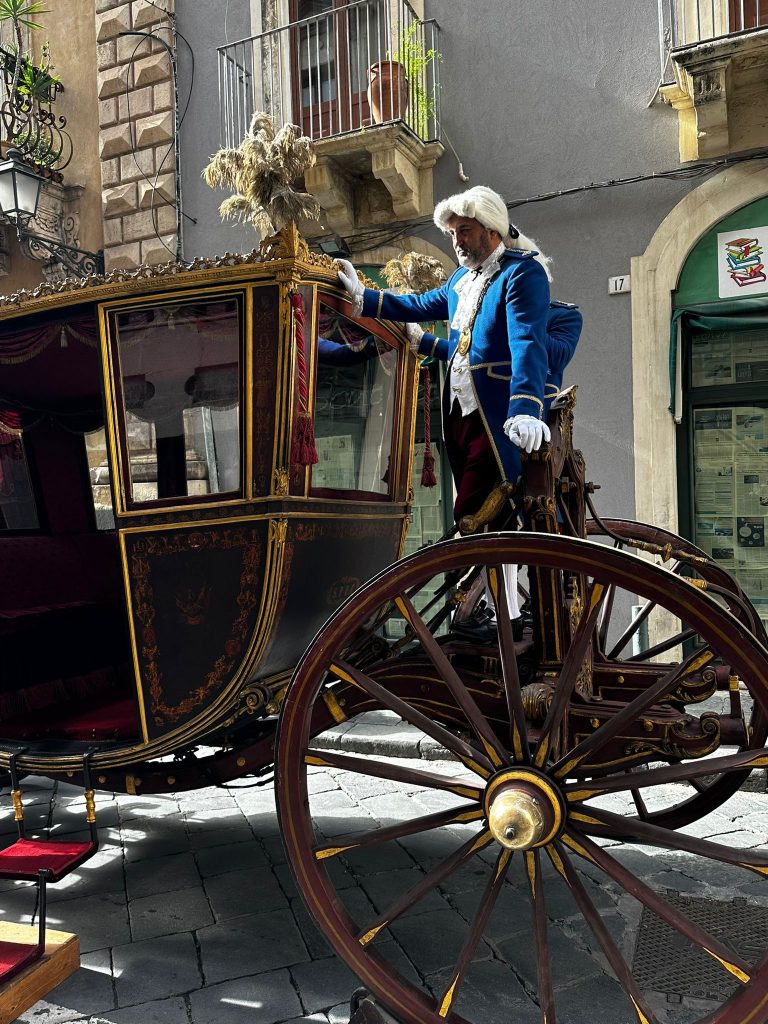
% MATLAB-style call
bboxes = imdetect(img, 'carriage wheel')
[277,533,768,1024]
[586,518,768,829]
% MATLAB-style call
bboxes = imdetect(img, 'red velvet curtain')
[0,317,99,366]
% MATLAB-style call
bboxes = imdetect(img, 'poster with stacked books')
[718,228,768,298]
[693,404,768,631]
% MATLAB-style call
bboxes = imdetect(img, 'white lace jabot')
[448,242,505,416]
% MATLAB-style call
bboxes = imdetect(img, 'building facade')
[4,0,768,623]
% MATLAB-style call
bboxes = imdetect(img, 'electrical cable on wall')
[341,147,768,255]
[118,2,197,266]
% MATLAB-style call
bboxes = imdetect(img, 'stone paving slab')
[2,742,767,1024]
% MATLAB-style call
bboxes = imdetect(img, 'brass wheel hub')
[484,768,564,851]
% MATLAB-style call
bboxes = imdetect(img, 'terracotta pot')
[366,60,409,124]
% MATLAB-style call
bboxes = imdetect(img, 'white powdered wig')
[434,184,553,282]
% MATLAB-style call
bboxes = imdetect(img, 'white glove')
[504,415,551,453]
[336,258,363,302]
[405,322,424,355]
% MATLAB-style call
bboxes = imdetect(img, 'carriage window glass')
[114,298,241,503]
[85,427,115,530]
[312,302,396,495]
[689,329,768,634]
[0,420,38,530]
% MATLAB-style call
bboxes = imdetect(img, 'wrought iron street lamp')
[0,149,104,277]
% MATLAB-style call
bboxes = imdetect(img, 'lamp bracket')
[17,227,104,278]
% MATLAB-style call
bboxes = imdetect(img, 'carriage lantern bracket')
[0,149,104,277]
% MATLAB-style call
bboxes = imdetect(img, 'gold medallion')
[457,328,471,356]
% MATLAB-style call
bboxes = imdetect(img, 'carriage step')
[349,988,403,1023]
[0,923,79,1021]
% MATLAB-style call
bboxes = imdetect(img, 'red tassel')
[290,292,319,469]
[293,412,318,466]
[421,445,437,487]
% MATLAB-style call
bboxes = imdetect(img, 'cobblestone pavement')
[4,717,768,1024]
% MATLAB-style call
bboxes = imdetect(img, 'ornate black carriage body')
[0,227,417,788]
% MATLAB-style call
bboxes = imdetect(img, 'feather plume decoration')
[382,252,446,295]
[202,112,321,234]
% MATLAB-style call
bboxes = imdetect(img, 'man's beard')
[456,245,484,268]
[455,238,492,269]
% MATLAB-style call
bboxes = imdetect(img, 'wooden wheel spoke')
[534,582,607,768]
[606,596,656,660]
[305,749,484,801]
[395,592,511,769]
[597,581,618,652]
[488,564,530,763]
[355,829,496,947]
[436,847,513,1019]
[625,627,700,663]
[563,830,753,982]
[330,661,494,777]
[553,646,714,779]
[314,804,484,861]
[630,786,649,819]
[563,745,768,800]
[524,848,556,1024]
[569,804,768,877]
[547,843,660,1024]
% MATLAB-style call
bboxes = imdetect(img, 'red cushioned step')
[0,839,96,881]
[0,938,42,985]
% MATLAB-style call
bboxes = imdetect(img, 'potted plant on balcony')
[0,0,49,108]
[367,22,441,137]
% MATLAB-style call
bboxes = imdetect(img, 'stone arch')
[630,159,768,532]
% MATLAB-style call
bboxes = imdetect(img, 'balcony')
[0,46,84,280]
[659,0,768,160]
[218,0,444,237]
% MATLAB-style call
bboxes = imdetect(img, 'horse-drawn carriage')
[1,226,767,1023]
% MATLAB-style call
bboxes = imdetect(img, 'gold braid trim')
[509,394,544,416]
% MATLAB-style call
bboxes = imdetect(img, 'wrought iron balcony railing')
[0,47,72,178]
[660,0,768,64]
[218,0,441,149]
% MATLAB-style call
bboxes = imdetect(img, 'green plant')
[0,0,49,103]
[389,21,441,139]
[16,42,59,103]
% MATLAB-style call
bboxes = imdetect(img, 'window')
[85,427,115,530]
[290,0,385,137]
[686,328,768,631]
[0,421,38,531]
[312,300,397,495]
[729,0,768,31]
[112,297,242,505]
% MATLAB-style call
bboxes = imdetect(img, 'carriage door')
[102,290,265,744]
[289,0,384,137]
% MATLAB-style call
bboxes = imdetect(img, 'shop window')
[685,328,768,631]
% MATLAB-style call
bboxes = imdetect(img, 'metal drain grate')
[632,892,768,1001]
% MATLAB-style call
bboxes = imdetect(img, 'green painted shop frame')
[675,196,768,634]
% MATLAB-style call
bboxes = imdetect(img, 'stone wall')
[95,0,179,270]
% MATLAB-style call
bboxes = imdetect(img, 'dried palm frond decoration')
[382,252,446,294]
[202,112,321,234]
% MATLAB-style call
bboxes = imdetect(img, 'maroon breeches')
[445,403,502,523]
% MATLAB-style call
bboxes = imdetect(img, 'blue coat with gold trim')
[360,249,550,483]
